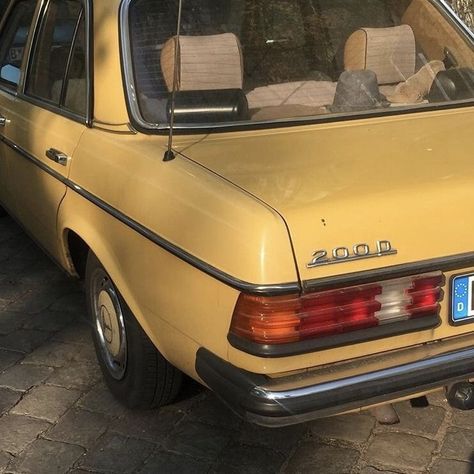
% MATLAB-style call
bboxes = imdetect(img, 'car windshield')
[125,0,474,129]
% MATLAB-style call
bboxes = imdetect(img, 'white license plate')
[451,273,474,324]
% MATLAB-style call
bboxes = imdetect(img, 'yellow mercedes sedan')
[0,0,474,426]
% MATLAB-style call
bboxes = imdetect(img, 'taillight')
[230,272,444,345]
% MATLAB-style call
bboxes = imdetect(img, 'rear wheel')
[85,252,182,408]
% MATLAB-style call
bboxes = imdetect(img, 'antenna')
[163,0,183,162]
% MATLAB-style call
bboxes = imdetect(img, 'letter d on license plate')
[451,273,474,324]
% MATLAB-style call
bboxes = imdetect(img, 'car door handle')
[46,148,69,166]
[0,116,7,127]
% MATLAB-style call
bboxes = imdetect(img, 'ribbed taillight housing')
[230,272,444,345]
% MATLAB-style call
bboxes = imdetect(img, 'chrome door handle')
[0,116,6,127]
[46,148,69,166]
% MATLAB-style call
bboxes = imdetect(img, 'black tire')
[85,251,182,409]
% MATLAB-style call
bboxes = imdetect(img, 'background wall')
[449,0,474,29]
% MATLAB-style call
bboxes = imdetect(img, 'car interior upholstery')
[130,0,474,124]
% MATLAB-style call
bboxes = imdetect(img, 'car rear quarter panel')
[58,129,298,377]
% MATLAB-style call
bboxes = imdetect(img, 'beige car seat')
[160,33,337,120]
[344,25,445,104]
[160,33,244,92]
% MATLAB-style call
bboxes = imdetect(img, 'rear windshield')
[124,0,474,129]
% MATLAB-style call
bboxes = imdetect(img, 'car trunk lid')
[176,108,474,285]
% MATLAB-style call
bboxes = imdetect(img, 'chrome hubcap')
[92,270,127,380]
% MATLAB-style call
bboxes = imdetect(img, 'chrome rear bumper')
[196,334,474,427]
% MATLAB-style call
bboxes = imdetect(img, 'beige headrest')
[344,25,416,85]
[161,33,244,92]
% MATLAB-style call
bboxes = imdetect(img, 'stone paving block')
[68,470,95,474]
[0,311,32,335]
[15,242,47,261]
[50,292,86,316]
[0,364,53,391]
[44,408,110,449]
[360,467,398,474]
[0,452,12,472]
[0,284,28,306]
[0,258,35,275]
[186,394,242,430]
[139,451,211,474]
[209,466,269,474]
[11,438,84,474]
[285,442,360,474]
[79,433,155,473]
[236,422,308,454]
[451,408,474,431]
[0,235,28,257]
[5,287,67,314]
[110,405,186,444]
[214,443,285,473]
[0,387,22,415]
[0,414,51,455]
[0,329,50,353]
[11,385,81,422]
[441,428,474,462]
[365,432,436,472]
[430,457,473,474]
[0,218,22,239]
[22,310,76,332]
[427,389,449,407]
[376,401,446,437]
[52,322,92,346]
[0,349,22,372]
[310,413,375,444]
[77,382,128,418]
[164,421,232,461]
[165,381,206,414]
[22,340,95,367]
[46,361,101,391]
[17,264,67,287]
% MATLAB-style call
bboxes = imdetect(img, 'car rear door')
[0,0,37,213]
[0,0,89,259]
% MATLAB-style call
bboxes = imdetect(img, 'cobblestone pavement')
[0,216,474,474]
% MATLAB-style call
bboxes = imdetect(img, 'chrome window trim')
[19,0,46,95]
[119,0,474,134]
[119,0,152,130]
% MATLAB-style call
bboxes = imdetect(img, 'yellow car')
[0,0,474,426]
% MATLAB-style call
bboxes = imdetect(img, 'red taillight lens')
[230,272,444,345]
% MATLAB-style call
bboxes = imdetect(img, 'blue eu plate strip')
[452,274,474,321]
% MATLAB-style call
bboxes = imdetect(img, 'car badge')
[307,240,397,268]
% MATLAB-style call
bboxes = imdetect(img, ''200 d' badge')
[307,240,397,268]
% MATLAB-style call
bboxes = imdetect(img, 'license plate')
[451,273,474,324]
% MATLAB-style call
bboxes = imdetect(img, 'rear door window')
[0,0,36,88]
[25,0,86,117]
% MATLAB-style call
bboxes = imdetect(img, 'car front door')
[0,0,89,259]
